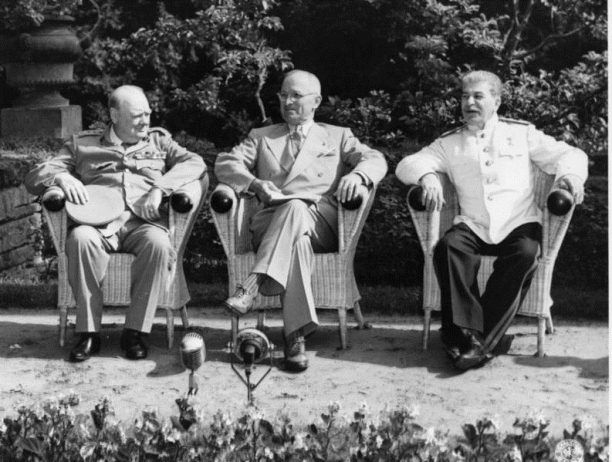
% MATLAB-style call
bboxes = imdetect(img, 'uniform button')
[486,178,494,184]
[485,160,493,167]
[483,147,490,153]
[487,195,493,201]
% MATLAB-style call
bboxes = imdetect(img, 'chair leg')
[422,309,432,351]
[231,316,239,348]
[180,305,190,330]
[353,301,368,329]
[166,309,175,349]
[545,315,554,335]
[256,311,266,331]
[537,317,546,357]
[338,307,348,350]
[58,306,68,347]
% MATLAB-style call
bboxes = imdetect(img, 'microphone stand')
[230,348,273,405]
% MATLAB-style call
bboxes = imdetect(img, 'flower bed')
[1,394,608,461]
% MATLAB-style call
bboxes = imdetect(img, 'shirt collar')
[288,119,314,137]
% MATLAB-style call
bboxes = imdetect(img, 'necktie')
[281,126,305,171]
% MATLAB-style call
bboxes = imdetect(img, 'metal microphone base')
[230,350,273,405]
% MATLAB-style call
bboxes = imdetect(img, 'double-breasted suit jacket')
[215,122,387,337]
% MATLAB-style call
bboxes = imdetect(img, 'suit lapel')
[262,124,290,167]
[282,123,329,187]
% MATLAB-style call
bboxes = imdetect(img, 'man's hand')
[557,175,585,205]
[141,187,163,221]
[335,173,365,203]
[419,173,445,211]
[55,172,89,205]
[250,179,282,205]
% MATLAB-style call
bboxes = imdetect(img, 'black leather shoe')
[284,336,308,372]
[120,329,148,360]
[69,333,101,362]
[454,333,492,370]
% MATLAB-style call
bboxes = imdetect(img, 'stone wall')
[0,155,41,271]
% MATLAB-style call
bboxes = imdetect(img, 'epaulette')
[76,129,104,138]
[148,126,171,137]
[439,125,464,138]
[499,117,529,125]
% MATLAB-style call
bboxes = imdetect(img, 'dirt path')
[0,309,608,436]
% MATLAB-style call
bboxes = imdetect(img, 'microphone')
[230,328,273,404]
[180,332,206,395]
[233,328,270,374]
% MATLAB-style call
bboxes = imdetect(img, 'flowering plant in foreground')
[0,394,608,461]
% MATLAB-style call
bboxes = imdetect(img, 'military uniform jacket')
[24,125,206,230]
[395,115,588,244]
[214,122,388,229]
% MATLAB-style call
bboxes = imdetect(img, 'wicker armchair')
[42,176,208,349]
[210,184,377,349]
[407,167,576,357]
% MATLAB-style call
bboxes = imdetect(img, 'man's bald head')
[108,85,151,144]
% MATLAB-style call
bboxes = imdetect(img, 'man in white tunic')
[395,70,587,370]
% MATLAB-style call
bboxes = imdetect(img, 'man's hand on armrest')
[556,174,585,205]
[418,172,445,211]
[335,173,367,203]
[141,187,163,221]
[55,172,89,205]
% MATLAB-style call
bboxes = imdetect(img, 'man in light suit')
[25,85,206,362]
[396,70,587,370]
[215,70,387,372]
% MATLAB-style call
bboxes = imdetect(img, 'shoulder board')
[439,125,464,138]
[499,117,529,125]
[148,126,171,137]
[76,129,103,138]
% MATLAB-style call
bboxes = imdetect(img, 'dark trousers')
[433,222,541,353]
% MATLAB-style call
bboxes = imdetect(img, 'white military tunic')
[395,114,588,243]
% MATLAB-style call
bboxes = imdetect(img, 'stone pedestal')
[1,105,81,139]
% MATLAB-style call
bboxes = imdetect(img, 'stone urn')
[0,15,83,138]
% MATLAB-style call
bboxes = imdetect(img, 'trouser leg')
[251,200,337,338]
[481,223,541,351]
[120,224,175,333]
[66,225,113,333]
[433,224,484,336]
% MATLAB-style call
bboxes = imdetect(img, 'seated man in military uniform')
[25,85,206,362]
[395,70,588,370]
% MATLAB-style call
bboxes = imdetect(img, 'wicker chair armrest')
[41,186,68,253]
[209,183,239,257]
[169,175,209,253]
[338,186,377,254]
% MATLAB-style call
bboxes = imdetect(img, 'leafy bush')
[0,396,608,461]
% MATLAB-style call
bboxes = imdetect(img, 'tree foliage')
[0,0,606,290]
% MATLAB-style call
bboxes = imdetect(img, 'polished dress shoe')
[440,328,469,361]
[454,332,492,371]
[120,329,148,360]
[284,336,308,372]
[224,286,257,316]
[69,333,101,362]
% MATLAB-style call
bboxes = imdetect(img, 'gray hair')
[461,70,503,97]
[283,70,321,95]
